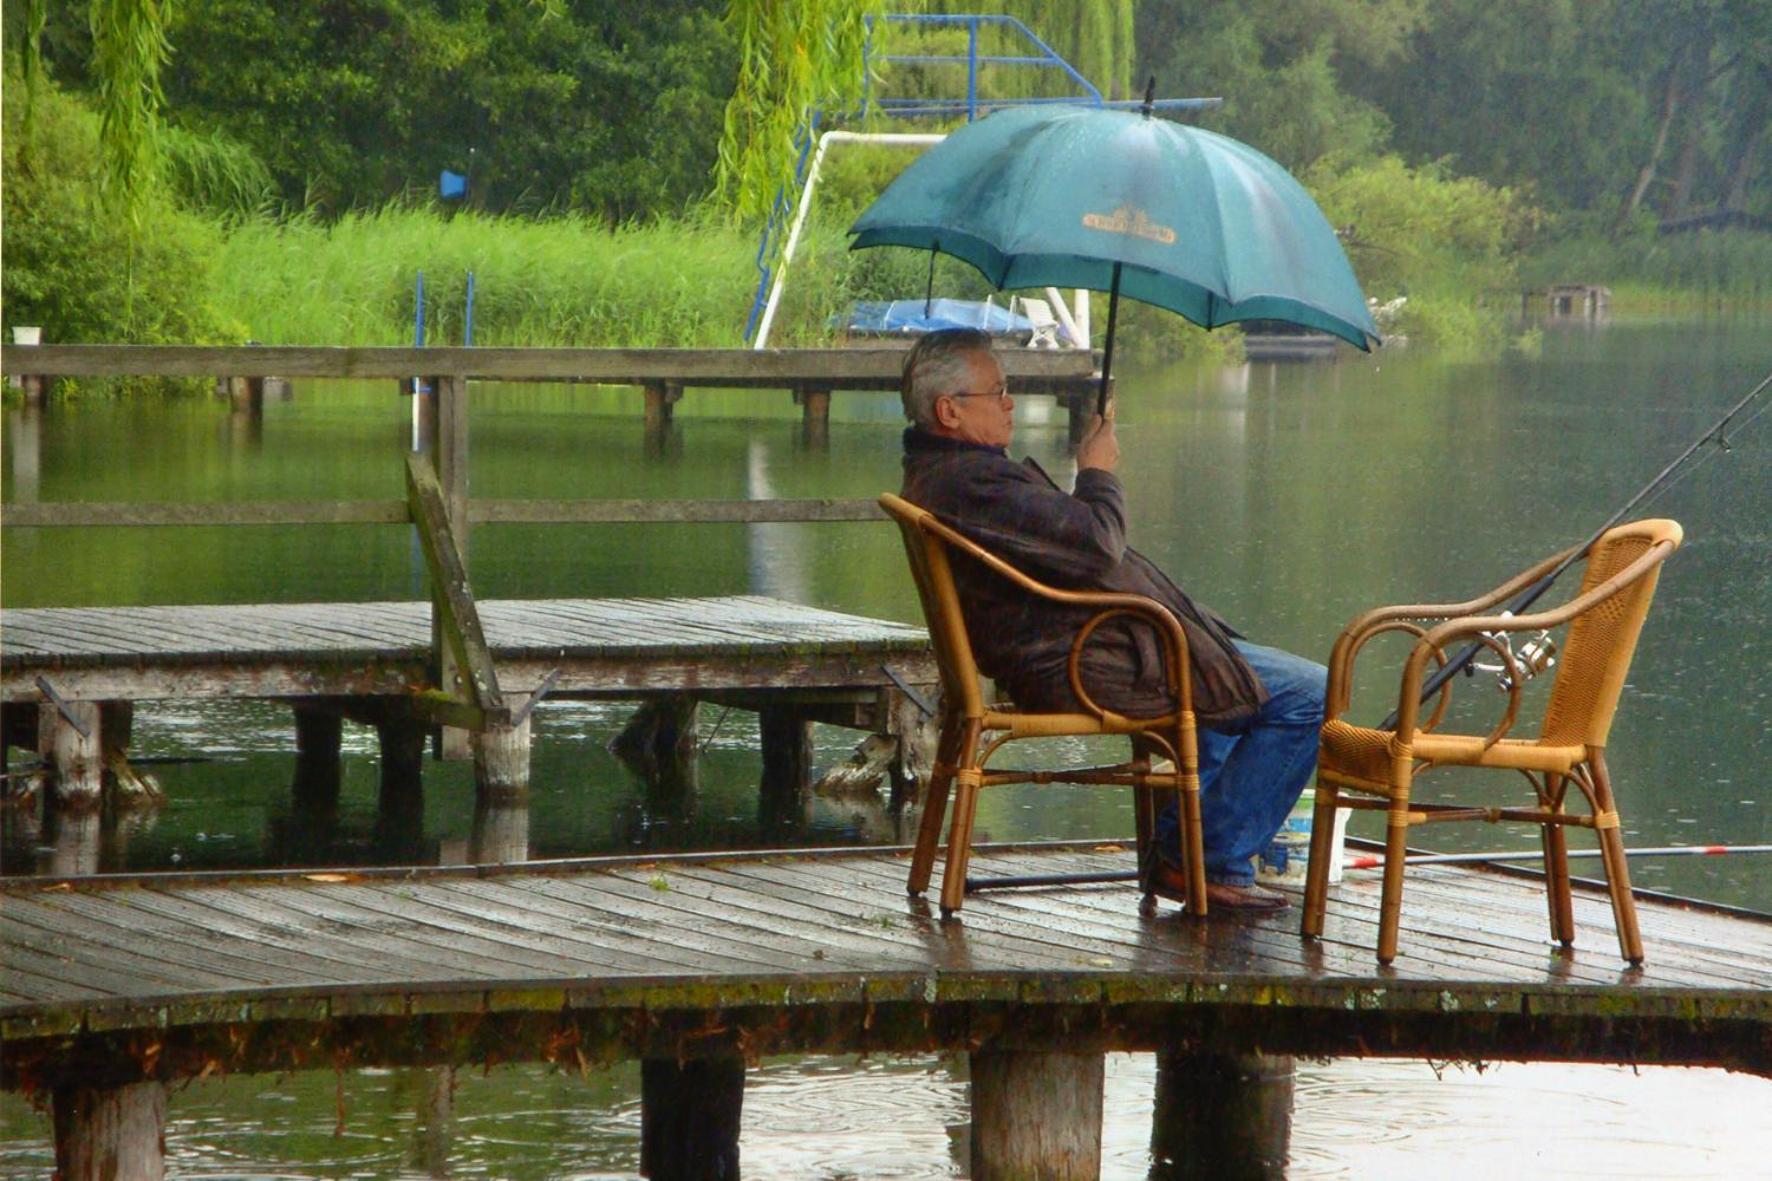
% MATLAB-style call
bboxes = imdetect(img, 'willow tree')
[715,0,882,223]
[16,0,172,224]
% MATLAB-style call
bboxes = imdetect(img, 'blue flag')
[439,170,467,200]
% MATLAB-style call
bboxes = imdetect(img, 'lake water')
[3,316,1769,1176]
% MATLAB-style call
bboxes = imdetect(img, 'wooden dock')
[4,843,1767,1174]
[2,595,938,863]
[1,595,932,702]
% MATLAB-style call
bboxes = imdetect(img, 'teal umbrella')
[849,89,1380,412]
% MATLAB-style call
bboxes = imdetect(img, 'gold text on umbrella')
[1082,205,1176,245]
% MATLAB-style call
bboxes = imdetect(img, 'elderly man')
[898,328,1325,910]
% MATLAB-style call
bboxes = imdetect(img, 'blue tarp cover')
[846,298,1035,336]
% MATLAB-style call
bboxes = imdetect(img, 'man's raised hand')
[1076,405,1119,473]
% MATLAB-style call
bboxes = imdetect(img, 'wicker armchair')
[878,493,1208,918]
[1300,519,1683,964]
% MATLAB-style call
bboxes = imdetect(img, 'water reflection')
[3,1052,1768,1178]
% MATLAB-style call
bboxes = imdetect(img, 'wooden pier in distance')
[0,343,1105,445]
[3,595,937,868]
[4,843,1768,1176]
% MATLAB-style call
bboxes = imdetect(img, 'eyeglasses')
[943,385,1010,403]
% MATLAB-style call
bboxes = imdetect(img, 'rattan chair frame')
[1300,519,1683,964]
[879,493,1209,917]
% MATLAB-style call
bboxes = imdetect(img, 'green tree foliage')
[1134,0,1419,169]
[1346,0,1772,228]
[2,70,240,347]
[21,0,739,221]
[715,0,878,222]
[1303,154,1537,348]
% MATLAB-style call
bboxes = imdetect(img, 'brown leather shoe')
[1149,859,1289,912]
[1205,881,1289,911]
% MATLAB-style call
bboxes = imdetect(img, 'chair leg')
[1179,767,1207,916]
[1541,776,1576,947]
[938,722,984,919]
[1300,779,1337,938]
[1377,767,1414,965]
[907,716,964,897]
[1131,742,1158,914]
[1589,753,1644,964]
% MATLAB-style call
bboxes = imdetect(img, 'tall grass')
[1521,228,1772,312]
[213,207,778,346]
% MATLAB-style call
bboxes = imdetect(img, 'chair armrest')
[1391,538,1678,735]
[1325,547,1570,719]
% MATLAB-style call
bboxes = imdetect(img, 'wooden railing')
[1,344,1100,529]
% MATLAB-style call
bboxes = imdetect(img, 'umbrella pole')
[1096,263,1122,416]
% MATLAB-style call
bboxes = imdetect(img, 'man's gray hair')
[901,328,994,429]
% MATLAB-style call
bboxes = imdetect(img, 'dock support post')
[45,810,102,876]
[471,700,531,864]
[8,405,42,502]
[293,706,344,808]
[223,375,264,414]
[758,705,813,835]
[643,381,684,451]
[417,1066,455,1175]
[52,1080,166,1181]
[611,696,700,790]
[1149,1051,1294,1179]
[794,387,831,448]
[970,1050,1104,1181]
[375,717,427,862]
[885,685,939,811]
[1066,394,1091,447]
[286,706,344,860]
[640,1056,744,1181]
[40,700,102,812]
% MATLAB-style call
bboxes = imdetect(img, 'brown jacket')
[900,429,1265,728]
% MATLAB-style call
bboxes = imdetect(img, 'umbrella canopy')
[849,100,1379,410]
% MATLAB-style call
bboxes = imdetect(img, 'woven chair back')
[1540,518,1682,748]
[879,494,988,720]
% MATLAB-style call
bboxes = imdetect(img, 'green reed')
[211,205,879,348]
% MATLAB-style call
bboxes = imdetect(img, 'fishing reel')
[1472,627,1558,692]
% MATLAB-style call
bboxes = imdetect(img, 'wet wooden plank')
[2,596,926,673]
[705,858,1134,971]
[3,847,1768,1051]
[120,887,492,985]
[432,879,798,977]
[159,885,522,984]
[4,891,341,989]
[605,861,1075,973]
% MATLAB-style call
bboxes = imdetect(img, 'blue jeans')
[1156,640,1326,886]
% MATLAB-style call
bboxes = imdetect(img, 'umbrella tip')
[1141,76,1156,118]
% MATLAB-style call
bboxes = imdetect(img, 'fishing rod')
[1379,367,1772,730]
[967,843,1772,893]
[1344,844,1772,870]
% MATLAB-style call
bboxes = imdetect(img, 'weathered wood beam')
[971,1050,1105,1181]
[640,1056,745,1181]
[404,454,508,730]
[4,497,884,528]
[1,344,1096,386]
[429,375,473,761]
[52,1081,166,1181]
[1151,1051,1295,1178]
